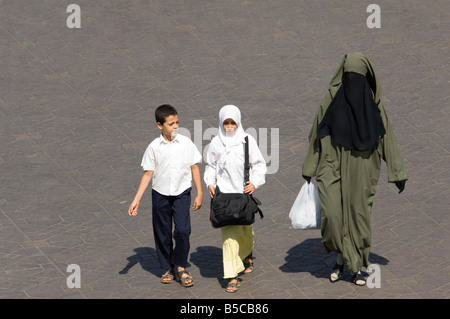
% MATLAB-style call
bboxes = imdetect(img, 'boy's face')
[157,114,179,141]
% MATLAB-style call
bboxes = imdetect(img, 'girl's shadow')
[190,246,229,287]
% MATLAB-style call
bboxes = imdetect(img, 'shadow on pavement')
[190,245,231,287]
[279,238,389,279]
[119,247,167,277]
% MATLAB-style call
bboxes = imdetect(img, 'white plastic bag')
[289,181,322,229]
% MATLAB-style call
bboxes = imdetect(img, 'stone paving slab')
[0,0,449,300]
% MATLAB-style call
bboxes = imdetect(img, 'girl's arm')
[248,135,267,190]
[204,141,218,198]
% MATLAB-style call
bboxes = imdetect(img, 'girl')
[204,105,267,293]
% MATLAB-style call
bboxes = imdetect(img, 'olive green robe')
[302,53,407,273]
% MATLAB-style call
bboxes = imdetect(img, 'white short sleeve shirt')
[141,133,202,196]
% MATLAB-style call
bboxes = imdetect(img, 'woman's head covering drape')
[316,52,386,151]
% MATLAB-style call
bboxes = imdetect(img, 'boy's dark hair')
[155,104,178,124]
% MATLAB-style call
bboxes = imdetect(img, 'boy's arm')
[128,170,153,216]
[190,164,203,211]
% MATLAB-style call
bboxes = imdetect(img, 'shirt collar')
[159,133,180,144]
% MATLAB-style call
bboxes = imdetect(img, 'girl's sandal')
[161,269,174,284]
[226,278,240,293]
[176,270,194,287]
[243,258,254,274]
[330,263,344,282]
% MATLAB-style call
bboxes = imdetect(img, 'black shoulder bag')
[210,136,264,228]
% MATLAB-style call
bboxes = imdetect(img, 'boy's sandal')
[226,278,240,293]
[243,259,254,274]
[176,270,194,287]
[161,269,174,284]
[352,272,366,286]
[330,263,344,282]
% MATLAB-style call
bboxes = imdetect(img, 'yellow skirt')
[221,225,254,279]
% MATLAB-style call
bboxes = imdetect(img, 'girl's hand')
[208,185,215,198]
[244,181,255,194]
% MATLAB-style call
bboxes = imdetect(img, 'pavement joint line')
[0,1,448,299]
[149,0,312,127]
[82,9,217,132]
[0,87,146,259]
[0,204,90,298]
[3,28,140,147]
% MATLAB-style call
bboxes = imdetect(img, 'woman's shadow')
[279,238,389,280]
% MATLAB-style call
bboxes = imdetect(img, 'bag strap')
[243,136,264,219]
[244,135,250,183]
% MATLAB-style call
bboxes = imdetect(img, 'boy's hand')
[244,181,255,195]
[192,194,202,211]
[128,200,139,216]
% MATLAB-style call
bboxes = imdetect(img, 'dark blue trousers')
[152,187,191,271]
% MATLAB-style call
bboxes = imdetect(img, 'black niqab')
[317,72,386,151]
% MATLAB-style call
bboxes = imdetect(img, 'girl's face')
[222,118,238,136]
[158,114,179,141]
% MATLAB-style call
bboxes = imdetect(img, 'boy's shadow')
[279,238,389,280]
[119,247,169,277]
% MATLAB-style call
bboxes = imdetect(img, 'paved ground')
[0,0,448,300]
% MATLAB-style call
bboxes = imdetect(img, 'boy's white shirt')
[141,133,202,196]
[204,134,267,193]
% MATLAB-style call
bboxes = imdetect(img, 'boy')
[128,104,202,287]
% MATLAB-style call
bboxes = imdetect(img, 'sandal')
[226,278,240,293]
[352,272,366,286]
[176,269,194,287]
[330,263,344,282]
[161,269,174,284]
[243,258,254,274]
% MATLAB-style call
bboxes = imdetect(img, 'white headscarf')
[218,105,247,150]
